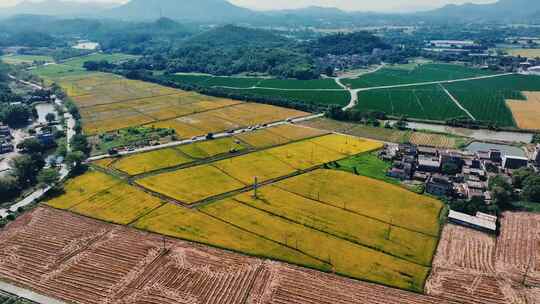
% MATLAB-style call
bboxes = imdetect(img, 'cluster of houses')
[381,143,537,202]
[0,124,15,155]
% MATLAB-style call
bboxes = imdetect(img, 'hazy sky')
[0,0,499,12]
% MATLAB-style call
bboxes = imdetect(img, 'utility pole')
[253,176,259,199]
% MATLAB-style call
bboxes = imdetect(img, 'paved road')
[336,64,385,111]
[87,113,324,162]
[352,72,514,93]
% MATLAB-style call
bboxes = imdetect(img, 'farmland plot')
[235,124,328,148]
[343,63,496,89]
[444,74,540,127]
[0,207,273,304]
[426,213,540,303]
[201,198,431,292]
[45,171,121,209]
[507,92,540,130]
[222,88,351,107]
[356,84,467,121]
[275,170,443,237]
[112,148,194,176]
[248,262,455,304]
[0,207,455,304]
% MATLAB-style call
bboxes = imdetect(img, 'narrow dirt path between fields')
[438,83,477,120]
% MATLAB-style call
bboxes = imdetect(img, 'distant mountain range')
[0,0,118,17]
[1,0,539,24]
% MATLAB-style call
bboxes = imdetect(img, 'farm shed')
[448,210,497,233]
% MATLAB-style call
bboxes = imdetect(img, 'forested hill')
[307,31,391,57]
[183,25,289,48]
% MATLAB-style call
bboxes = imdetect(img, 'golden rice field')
[46,171,121,209]
[100,137,249,176]
[505,48,540,59]
[135,134,382,203]
[274,170,444,237]
[151,103,308,139]
[111,148,194,176]
[136,165,245,204]
[133,203,327,270]
[201,198,430,292]
[507,91,540,130]
[56,72,310,136]
[236,124,328,148]
[69,183,164,225]
[177,137,247,159]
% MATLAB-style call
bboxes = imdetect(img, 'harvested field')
[409,132,465,149]
[507,92,540,130]
[495,212,540,284]
[0,207,458,304]
[431,224,496,273]
[0,207,268,304]
[426,213,540,303]
[248,262,455,304]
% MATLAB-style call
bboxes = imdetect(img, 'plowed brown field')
[427,213,540,304]
[0,207,462,304]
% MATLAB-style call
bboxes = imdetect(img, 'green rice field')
[356,84,467,121]
[444,74,540,126]
[223,88,350,106]
[342,63,496,89]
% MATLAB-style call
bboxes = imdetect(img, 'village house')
[426,174,454,196]
[417,156,441,173]
[502,155,529,170]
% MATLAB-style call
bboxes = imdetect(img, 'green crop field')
[356,84,467,121]
[165,74,342,90]
[443,74,540,126]
[257,78,342,89]
[1,54,54,65]
[30,64,90,80]
[61,53,139,68]
[224,88,350,106]
[343,63,496,89]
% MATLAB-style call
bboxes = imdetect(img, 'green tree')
[66,151,85,169]
[0,177,20,203]
[0,104,31,127]
[70,134,90,155]
[37,168,60,189]
[512,168,535,188]
[45,112,56,123]
[17,138,44,154]
[9,155,43,186]
[522,176,540,203]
